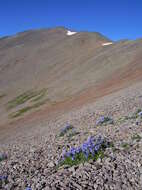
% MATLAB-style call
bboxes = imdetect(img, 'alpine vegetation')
[133,108,142,118]
[59,124,74,136]
[125,109,142,120]
[67,128,80,138]
[138,111,142,117]
[0,153,7,162]
[25,187,32,190]
[0,175,8,189]
[96,116,114,126]
[0,176,8,180]
[59,136,109,167]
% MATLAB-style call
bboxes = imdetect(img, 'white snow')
[102,42,113,46]
[67,30,77,36]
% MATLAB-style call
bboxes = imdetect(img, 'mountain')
[0,27,142,127]
[1,27,142,189]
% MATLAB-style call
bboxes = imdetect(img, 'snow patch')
[67,30,77,36]
[102,42,113,46]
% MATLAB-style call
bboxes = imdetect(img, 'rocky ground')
[1,82,142,190]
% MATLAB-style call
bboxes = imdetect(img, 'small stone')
[68,166,75,172]
[96,158,101,164]
[48,162,54,168]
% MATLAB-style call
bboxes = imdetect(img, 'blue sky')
[0,0,142,40]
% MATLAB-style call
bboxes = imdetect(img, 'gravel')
[1,82,142,189]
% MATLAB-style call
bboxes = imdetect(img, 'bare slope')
[0,27,142,126]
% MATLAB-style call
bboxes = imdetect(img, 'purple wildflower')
[0,175,8,180]
[138,111,142,116]
[25,187,32,190]
[96,116,105,125]
[96,116,113,125]
[62,149,66,160]
[61,135,106,165]
[84,151,89,159]
[94,145,100,152]
[71,156,75,161]
[76,147,81,153]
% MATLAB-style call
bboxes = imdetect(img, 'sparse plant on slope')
[67,128,80,138]
[0,175,8,188]
[0,153,7,162]
[59,124,74,137]
[124,109,142,120]
[132,134,142,142]
[121,142,130,149]
[96,116,114,126]
[59,136,110,167]
[7,88,47,110]
[9,98,49,118]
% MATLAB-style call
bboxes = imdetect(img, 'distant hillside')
[0,27,142,126]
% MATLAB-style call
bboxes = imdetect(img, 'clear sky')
[0,0,142,40]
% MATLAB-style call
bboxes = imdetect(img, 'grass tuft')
[121,142,130,149]
[60,150,104,167]
[132,134,142,142]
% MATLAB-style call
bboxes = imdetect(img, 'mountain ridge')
[0,27,142,127]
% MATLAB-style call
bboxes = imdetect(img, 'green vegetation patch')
[31,88,47,102]
[7,88,47,110]
[116,117,127,124]
[123,109,142,121]
[9,98,49,118]
[9,106,32,118]
[59,136,110,167]
[135,109,142,115]
[121,142,130,149]
[60,150,104,167]
[132,134,142,142]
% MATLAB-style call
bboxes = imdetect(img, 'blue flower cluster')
[138,111,142,117]
[25,187,32,190]
[96,116,105,125]
[61,136,105,164]
[0,175,8,180]
[59,124,74,136]
[96,116,113,125]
